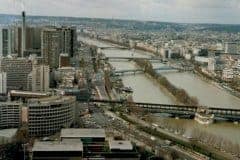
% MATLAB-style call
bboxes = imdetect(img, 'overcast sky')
[1,0,240,24]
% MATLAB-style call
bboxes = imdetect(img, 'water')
[80,36,240,144]
[162,72,240,109]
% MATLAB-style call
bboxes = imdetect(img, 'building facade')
[0,28,11,57]
[28,63,49,92]
[0,102,22,129]
[0,72,7,95]
[41,27,62,69]
[27,96,76,137]
[0,57,32,90]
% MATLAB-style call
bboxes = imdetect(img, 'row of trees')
[192,128,240,157]
[135,59,199,106]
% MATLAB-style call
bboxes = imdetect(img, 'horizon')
[1,0,240,25]
[1,12,240,26]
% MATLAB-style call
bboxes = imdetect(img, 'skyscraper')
[61,26,77,57]
[21,11,26,57]
[41,27,62,69]
[0,28,12,57]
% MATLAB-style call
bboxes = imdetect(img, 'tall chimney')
[21,11,26,57]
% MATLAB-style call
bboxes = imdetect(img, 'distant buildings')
[225,42,238,54]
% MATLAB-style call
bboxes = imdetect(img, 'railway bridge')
[90,99,240,121]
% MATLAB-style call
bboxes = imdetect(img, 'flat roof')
[109,140,133,151]
[0,129,18,138]
[32,141,83,152]
[61,129,106,139]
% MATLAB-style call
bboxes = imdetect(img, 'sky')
[0,0,240,24]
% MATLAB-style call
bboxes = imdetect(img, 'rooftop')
[61,129,106,139]
[32,141,83,152]
[28,95,75,105]
[0,129,18,138]
[109,140,133,151]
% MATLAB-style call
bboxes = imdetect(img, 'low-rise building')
[222,68,234,81]
[31,140,83,160]
[0,129,17,145]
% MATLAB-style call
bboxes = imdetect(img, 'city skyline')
[1,0,240,24]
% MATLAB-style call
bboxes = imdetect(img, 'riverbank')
[134,59,199,106]
[194,67,240,99]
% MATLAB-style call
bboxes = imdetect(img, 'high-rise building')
[0,28,12,57]
[41,27,62,69]
[28,63,50,92]
[41,26,77,69]
[0,57,32,90]
[0,72,7,95]
[21,11,26,57]
[61,26,77,57]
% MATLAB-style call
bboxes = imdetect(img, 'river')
[79,36,240,145]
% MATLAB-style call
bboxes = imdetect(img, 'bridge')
[105,56,163,62]
[99,46,128,50]
[114,67,178,76]
[90,99,240,121]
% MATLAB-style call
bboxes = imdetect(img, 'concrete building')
[41,26,76,69]
[41,27,62,69]
[27,96,76,137]
[60,128,106,143]
[28,63,49,92]
[21,11,26,57]
[61,26,77,57]
[0,57,32,90]
[0,101,22,128]
[59,53,70,68]
[225,42,238,54]
[31,140,83,160]
[0,28,11,57]
[0,129,17,145]
[0,72,7,95]
[208,58,216,72]
[32,128,140,160]
[222,68,234,81]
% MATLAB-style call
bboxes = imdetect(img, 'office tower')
[28,63,50,92]
[41,27,62,69]
[0,28,12,57]
[21,11,26,57]
[0,57,32,90]
[0,72,7,95]
[61,26,77,57]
